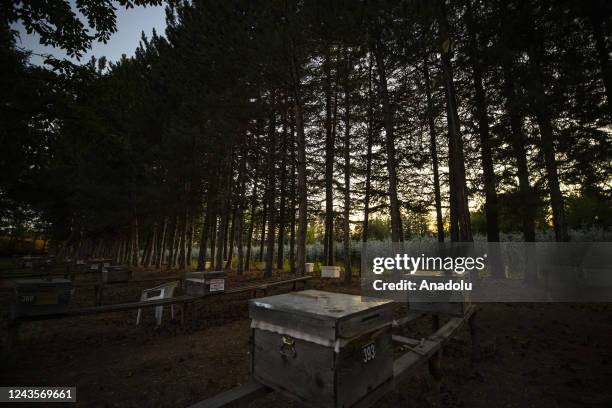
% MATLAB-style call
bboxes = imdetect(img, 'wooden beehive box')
[74,262,98,273]
[87,258,112,272]
[321,266,341,278]
[22,256,53,272]
[407,271,471,317]
[12,278,73,317]
[184,271,226,296]
[101,265,132,283]
[250,290,394,408]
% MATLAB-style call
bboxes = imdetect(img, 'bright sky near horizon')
[12,4,167,66]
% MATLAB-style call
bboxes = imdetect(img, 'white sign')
[208,278,225,292]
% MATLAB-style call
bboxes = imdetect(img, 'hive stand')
[136,281,180,325]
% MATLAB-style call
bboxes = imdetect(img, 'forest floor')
[1,269,612,408]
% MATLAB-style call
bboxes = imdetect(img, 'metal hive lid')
[186,271,227,279]
[250,289,393,321]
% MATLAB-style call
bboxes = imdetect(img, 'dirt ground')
[1,270,612,408]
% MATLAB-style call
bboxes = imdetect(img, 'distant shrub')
[185,226,612,267]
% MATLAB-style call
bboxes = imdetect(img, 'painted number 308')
[362,343,376,363]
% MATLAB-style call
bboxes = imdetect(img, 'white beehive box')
[321,265,340,278]
[250,290,394,407]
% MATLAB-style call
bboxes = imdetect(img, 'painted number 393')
[362,343,376,363]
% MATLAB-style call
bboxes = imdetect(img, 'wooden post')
[428,315,442,380]
[181,303,187,326]
[468,311,481,361]
[94,284,104,306]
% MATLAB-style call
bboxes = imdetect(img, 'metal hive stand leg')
[155,305,163,326]
[428,314,442,380]
[468,311,481,361]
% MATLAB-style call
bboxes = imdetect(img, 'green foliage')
[306,221,320,245]
[5,0,162,57]
[3,0,612,255]
[364,218,391,241]
[471,190,550,234]
[565,194,612,228]
[402,210,431,239]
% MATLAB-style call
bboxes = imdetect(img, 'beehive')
[101,266,132,283]
[406,270,471,316]
[184,271,226,296]
[250,290,394,408]
[12,278,73,317]
[86,258,112,272]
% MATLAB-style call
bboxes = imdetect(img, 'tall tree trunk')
[343,50,352,284]
[265,94,277,278]
[215,207,228,271]
[132,217,140,266]
[147,224,157,268]
[219,153,235,269]
[186,211,194,269]
[116,235,123,264]
[197,206,212,271]
[178,207,188,270]
[465,0,499,243]
[290,52,308,275]
[121,235,129,264]
[140,233,149,266]
[245,183,257,272]
[156,217,167,269]
[215,161,232,271]
[499,2,537,284]
[289,108,297,274]
[525,12,569,242]
[437,0,472,242]
[222,209,230,261]
[167,218,177,268]
[225,207,236,269]
[209,210,219,271]
[170,216,180,268]
[372,24,403,242]
[235,145,247,274]
[423,51,445,243]
[198,182,217,270]
[277,93,289,270]
[209,213,217,270]
[143,225,156,267]
[258,199,267,262]
[286,5,308,275]
[499,6,536,243]
[362,53,375,244]
[235,204,245,274]
[323,47,336,266]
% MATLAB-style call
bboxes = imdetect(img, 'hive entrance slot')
[362,313,380,322]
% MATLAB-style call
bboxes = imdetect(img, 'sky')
[12,4,167,66]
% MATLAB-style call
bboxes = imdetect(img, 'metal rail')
[5,276,312,350]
